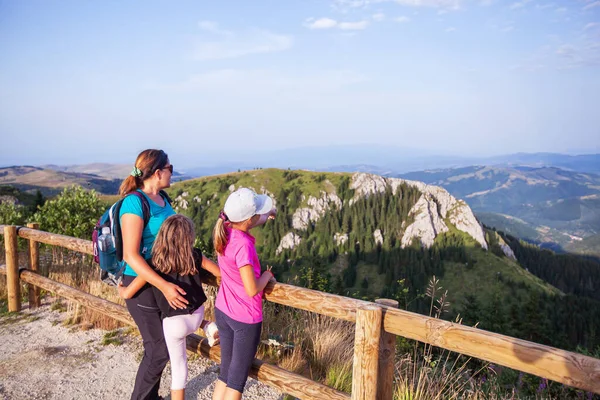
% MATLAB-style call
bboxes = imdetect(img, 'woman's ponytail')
[119,176,142,197]
[213,217,229,256]
[118,149,169,197]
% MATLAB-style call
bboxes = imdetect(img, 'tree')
[461,294,481,327]
[32,190,46,212]
[33,185,105,239]
[0,201,28,226]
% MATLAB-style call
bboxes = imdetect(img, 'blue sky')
[0,0,599,167]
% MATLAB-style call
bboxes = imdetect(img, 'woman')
[119,149,188,400]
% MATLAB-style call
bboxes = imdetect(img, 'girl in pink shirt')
[212,188,276,400]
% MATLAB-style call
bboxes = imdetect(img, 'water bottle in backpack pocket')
[93,201,126,286]
[98,227,118,271]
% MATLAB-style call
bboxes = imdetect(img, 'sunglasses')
[162,165,174,174]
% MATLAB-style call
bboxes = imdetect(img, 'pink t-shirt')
[215,228,263,324]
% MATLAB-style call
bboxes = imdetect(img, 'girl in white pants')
[163,305,219,390]
[119,215,220,400]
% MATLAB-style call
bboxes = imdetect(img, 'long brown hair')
[152,215,198,276]
[119,149,169,196]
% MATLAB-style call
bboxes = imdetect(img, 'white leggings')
[162,306,205,390]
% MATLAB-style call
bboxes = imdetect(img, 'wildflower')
[537,378,548,393]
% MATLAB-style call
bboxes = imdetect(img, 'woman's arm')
[201,256,221,277]
[121,213,188,309]
[239,266,274,297]
[117,276,147,299]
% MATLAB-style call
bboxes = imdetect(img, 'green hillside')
[171,170,557,306]
[169,169,600,352]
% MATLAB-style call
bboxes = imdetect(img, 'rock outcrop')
[373,229,384,246]
[497,234,517,260]
[276,232,302,255]
[401,193,449,248]
[350,173,488,249]
[334,232,348,246]
[292,191,342,230]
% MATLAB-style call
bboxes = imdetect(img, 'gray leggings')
[215,308,262,393]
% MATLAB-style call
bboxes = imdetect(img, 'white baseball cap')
[223,188,273,223]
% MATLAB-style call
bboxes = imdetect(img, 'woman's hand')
[267,208,277,220]
[117,282,129,299]
[161,282,188,309]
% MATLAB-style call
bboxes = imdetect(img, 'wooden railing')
[2,224,600,399]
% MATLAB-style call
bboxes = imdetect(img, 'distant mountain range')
[2,150,598,255]
[176,147,600,176]
[0,166,122,196]
[398,166,600,253]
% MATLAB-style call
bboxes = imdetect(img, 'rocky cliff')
[279,172,488,252]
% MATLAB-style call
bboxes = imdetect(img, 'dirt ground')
[0,301,283,400]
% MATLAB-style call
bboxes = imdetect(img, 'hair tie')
[130,167,143,178]
[219,211,229,222]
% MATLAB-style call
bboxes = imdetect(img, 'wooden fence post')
[4,225,20,312]
[27,223,40,308]
[375,298,399,400]
[352,304,382,400]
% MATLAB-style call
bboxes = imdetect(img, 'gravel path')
[0,302,284,400]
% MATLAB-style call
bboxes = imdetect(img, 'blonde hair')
[119,149,169,196]
[213,218,228,256]
[213,214,260,256]
[152,215,198,276]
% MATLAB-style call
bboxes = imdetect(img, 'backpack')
[92,190,171,286]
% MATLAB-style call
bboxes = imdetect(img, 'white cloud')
[304,17,369,31]
[305,18,338,29]
[198,21,233,36]
[193,26,293,60]
[395,0,461,7]
[556,44,577,58]
[555,43,600,67]
[583,1,600,11]
[339,21,370,30]
[333,0,462,10]
[584,22,599,30]
[395,16,411,23]
[372,13,385,21]
[555,7,567,13]
[509,0,533,10]
[446,26,457,32]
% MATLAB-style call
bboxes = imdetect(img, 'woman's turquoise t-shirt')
[119,190,175,276]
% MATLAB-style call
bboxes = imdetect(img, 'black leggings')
[123,274,170,400]
[215,308,262,393]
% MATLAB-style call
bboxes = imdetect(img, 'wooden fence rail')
[2,224,600,396]
[0,265,350,400]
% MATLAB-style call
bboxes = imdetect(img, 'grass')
[393,277,492,400]
[101,330,123,346]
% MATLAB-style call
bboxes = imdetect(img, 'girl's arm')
[117,276,147,299]
[201,256,221,277]
[239,266,274,297]
[121,213,188,309]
